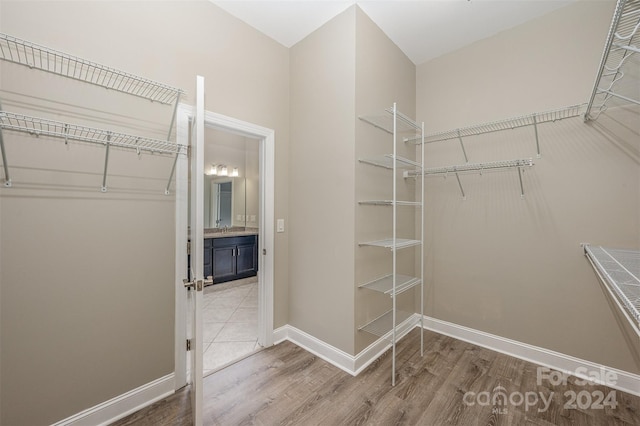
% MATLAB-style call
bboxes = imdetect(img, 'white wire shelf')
[0,112,186,155]
[408,158,534,177]
[359,238,421,251]
[359,274,421,296]
[359,107,422,135]
[359,200,421,206]
[359,309,413,337]
[0,32,184,105]
[406,158,534,199]
[584,245,640,332]
[0,111,186,193]
[585,0,640,120]
[359,154,423,170]
[408,104,584,145]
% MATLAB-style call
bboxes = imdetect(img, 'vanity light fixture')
[219,165,228,176]
[231,167,239,177]
[208,164,218,176]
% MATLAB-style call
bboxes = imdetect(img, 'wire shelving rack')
[357,103,425,386]
[584,245,640,336]
[0,32,187,193]
[585,0,640,120]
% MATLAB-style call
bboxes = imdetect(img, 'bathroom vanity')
[203,229,258,284]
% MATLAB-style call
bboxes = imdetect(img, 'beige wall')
[0,1,289,424]
[354,7,417,353]
[416,0,640,373]
[289,7,357,353]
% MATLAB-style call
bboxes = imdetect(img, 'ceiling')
[210,0,575,64]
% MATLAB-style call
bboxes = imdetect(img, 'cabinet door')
[236,237,257,277]
[212,245,236,283]
[203,239,213,280]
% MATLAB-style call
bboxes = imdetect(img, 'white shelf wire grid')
[359,274,421,296]
[359,200,421,206]
[0,33,184,105]
[407,104,584,145]
[585,245,640,328]
[359,154,423,170]
[407,158,533,178]
[359,309,413,337]
[359,238,421,251]
[0,111,187,155]
[359,107,422,135]
[585,0,640,120]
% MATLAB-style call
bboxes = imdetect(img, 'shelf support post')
[0,127,11,187]
[517,166,525,198]
[101,133,111,193]
[165,150,180,195]
[457,130,469,163]
[167,92,181,142]
[454,170,466,200]
[532,114,541,158]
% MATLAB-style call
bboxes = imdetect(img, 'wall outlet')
[277,219,285,233]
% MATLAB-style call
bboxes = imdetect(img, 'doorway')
[174,104,275,389]
[202,127,261,375]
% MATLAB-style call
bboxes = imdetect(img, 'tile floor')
[202,276,260,376]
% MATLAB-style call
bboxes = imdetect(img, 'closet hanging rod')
[0,33,185,105]
[405,158,533,178]
[0,111,187,155]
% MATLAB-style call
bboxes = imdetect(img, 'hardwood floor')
[112,329,640,425]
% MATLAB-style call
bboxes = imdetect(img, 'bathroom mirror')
[203,127,259,230]
[204,176,246,228]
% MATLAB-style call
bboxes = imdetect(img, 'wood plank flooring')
[112,329,640,425]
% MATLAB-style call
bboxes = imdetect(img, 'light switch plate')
[277,219,285,233]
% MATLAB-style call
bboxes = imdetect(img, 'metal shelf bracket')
[101,133,111,193]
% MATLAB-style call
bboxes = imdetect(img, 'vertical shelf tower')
[358,103,425,386]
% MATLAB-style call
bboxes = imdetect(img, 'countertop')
[203,228,258,239]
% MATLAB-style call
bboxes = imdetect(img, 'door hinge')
[186,339,192,351]
[263,248,266,255]
[187,241,191,256]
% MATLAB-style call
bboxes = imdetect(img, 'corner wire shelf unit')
[584,245,640,336]
[585,0,640,120]
[407,104,584,159]
[0,32,187,194]
[405,158,534,199]
[357,103,425,386]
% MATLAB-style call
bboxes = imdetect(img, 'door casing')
[174,104,275,389]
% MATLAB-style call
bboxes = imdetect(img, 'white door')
[188,75,205,426]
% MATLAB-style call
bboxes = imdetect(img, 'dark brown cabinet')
[207,235,258,284]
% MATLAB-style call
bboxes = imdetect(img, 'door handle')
[183,278,195,290]
[183,278,204,291]
[204,275,213,286]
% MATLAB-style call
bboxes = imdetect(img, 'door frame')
[174,103,275,388]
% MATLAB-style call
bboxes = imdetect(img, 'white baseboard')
[421,315,640,397]
[51,373,175,426]
[273,314,419,376]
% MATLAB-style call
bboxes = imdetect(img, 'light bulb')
[231,167,239,177]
